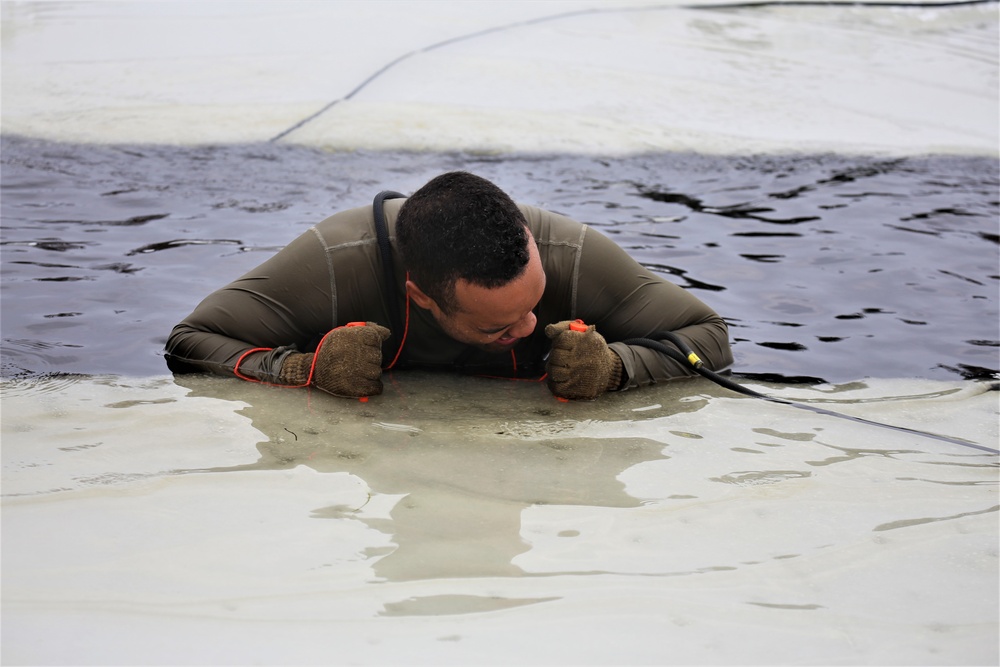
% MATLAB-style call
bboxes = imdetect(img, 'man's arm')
[164,227,334,382]
[574,226,733,389]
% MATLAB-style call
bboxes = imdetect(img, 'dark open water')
[1,134,997,384]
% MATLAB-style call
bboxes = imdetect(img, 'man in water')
[165,171,732,400]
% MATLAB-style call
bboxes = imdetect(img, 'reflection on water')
[1,136,997,383]
[174,373,678,582]
[164,373,998,587]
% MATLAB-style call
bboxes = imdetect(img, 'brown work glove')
[279,322,391,397]
[544,320,624,400]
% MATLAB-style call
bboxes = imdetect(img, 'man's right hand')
[279,322,391,397]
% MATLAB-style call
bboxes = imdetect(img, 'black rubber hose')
[623,334,1000,455]
[623,336,776,400]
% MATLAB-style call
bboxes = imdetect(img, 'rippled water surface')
[2,135,997,383]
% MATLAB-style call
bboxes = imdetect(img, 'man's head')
[396,172,545,353]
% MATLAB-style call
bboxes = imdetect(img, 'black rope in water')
[623,333,1000,455]
[268,0,997,142]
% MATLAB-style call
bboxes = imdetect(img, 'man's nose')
[508,311,537,339]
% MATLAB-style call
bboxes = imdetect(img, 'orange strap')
[233,347,275,383]
[384,286,410,371]
[232,327,343,388]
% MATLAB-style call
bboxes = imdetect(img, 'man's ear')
[405,279,436,310]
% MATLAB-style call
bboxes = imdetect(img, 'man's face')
[409,236,546,354]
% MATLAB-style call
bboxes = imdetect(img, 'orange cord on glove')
[233,347,278,384]
[233,325,360,390]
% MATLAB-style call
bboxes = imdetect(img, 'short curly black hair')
[396,172,530,314]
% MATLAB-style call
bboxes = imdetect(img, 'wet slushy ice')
[2,372,996,664]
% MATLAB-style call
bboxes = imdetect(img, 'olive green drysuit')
[165,198,733,389]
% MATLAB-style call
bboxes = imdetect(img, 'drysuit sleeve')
[574,226,733,389]
[164,227,334,383]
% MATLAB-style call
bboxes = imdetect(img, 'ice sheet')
[2,1,996,154]
[2,374,997,664]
